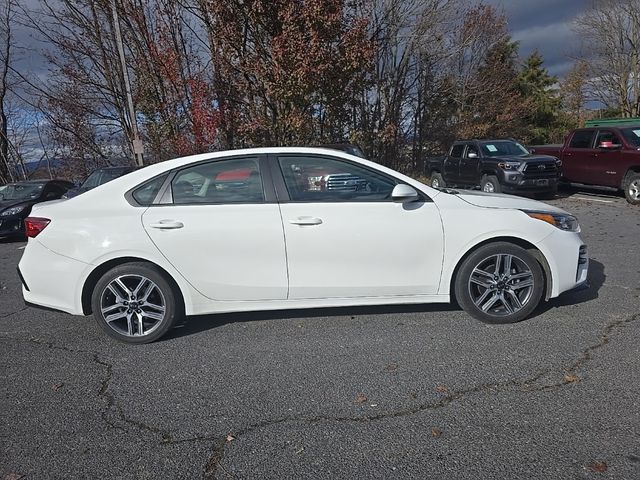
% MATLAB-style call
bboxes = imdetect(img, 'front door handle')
[289,217,323,226]
[149,220,184,229]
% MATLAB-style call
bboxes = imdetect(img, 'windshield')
[0,183,45,201]
[81,168,130,189]
[480,141,529,157]
[621,128,640,147]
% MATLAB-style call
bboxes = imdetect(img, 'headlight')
[0,205,26,216]
[498,161,521,170]
[522,210,580,232]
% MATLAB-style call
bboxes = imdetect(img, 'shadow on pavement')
[164,302,459,341]
[540,258,606,312]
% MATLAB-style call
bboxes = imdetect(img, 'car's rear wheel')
[454,242,544,324]
[430,172,446,188]
[91,262,182,343]
[623,171,640,205]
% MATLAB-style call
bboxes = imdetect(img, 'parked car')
[62,166,138,199]
[530,125,640,204]
[18,147,588,343]
[0,180,74,239]
[427,139,561,196]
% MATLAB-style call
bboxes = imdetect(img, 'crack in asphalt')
[0,306,29,319]
[2,312,637,480]
[198,312,640,479]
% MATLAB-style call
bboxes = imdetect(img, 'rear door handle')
[149,220,184,229]
[289,217,323,226]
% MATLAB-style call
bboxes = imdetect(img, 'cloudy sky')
[489,0,589,77]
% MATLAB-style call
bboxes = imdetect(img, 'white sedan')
[18,147,588,343]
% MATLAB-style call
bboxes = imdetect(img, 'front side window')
[172,157,263,204]
[569,130,595,149]
[466,145,480,157]
[596,130,621,146]
[621,127,640,147]
[278,156,396,202]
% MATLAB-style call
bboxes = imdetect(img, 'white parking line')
[572,196,615,204]
[17,245,26,250]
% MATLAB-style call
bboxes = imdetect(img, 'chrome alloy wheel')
[629,179,640,201]
[431,178,440,188]
[468,253,534,316]
[99,275,166,337]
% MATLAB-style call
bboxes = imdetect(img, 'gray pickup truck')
[426,139,561,195]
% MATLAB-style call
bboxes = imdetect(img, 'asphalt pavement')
[1,189,639,479]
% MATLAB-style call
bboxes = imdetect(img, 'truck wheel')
[430,172,446,188]
[623,171,640,205]
[481,175,501,193]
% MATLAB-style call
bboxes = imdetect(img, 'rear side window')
[569,130,595,149]
[131,174,168,206]
[450,145,464,157]
[171,157,263,204]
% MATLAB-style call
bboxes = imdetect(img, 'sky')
[489,0,590,77]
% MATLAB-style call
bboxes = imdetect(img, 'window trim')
[269,153,431,204]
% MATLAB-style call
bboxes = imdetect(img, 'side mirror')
[468,152,478,159]
[391,184,419,203]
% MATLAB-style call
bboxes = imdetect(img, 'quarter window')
[131,174,169,206]
[172,158,264,204]
[569,130,595,149]
[278,156,396,202]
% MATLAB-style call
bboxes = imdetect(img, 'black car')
[0,180,74,238]
[427,139,561,196]
[63,166,138,199]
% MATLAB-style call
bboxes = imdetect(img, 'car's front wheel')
[623,171,640,205]
[91,262,182,343]
[454,242,544,324]
[430,172,446,188]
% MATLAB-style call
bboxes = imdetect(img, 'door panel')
[459,144,480,185]
[143,205,288,301]
[280,202,444,299]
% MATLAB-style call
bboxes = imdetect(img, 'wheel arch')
[81,256,185,315]
[621,166,640,186]
[448,236,553,303]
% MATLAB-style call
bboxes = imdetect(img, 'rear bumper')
[18,239,88,315]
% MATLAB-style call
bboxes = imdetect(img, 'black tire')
[480,175,502,193]
[454,242,544,324]
[622,171,640,205]
[430,172,446,188]
[91,262,183,344]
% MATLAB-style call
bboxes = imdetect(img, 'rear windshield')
[621,128,640,147]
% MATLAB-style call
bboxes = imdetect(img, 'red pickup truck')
[530,125,640,204]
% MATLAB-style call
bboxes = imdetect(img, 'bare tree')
[575,0,640,117]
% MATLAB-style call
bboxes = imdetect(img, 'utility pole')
[111,0,144,166]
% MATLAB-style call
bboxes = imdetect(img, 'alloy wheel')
[629,179,640,201]
[468,253,534,316]
[99,275,166,337]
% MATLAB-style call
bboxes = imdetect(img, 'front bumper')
[536,229,588,298]
[502,174,559,193]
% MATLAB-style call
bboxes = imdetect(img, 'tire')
[454,242,545,324]
[430,172,446,189]
[480,175,502,193]
[91,262,183,344]
[622,171,640,205]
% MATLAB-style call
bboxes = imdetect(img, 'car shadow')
[555,184,623,201]
[163,259,605,341]
[0,236,26,244]
[537,258,606,313]
[163,302,459,341]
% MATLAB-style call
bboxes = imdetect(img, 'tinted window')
[172,158,263,204]
[0,182,45,201]
[466,144,479,157]
[621,127,640,147]
[278,156,396,202]
[450,145,464,157]
[569,130,595,149]
[132,174,168,206]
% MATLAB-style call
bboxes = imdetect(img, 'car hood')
[492,154,557,162]
[454,189,568,214]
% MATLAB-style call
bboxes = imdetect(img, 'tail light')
[24,217,51,238]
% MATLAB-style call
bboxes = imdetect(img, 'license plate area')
[535,179,549,186]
